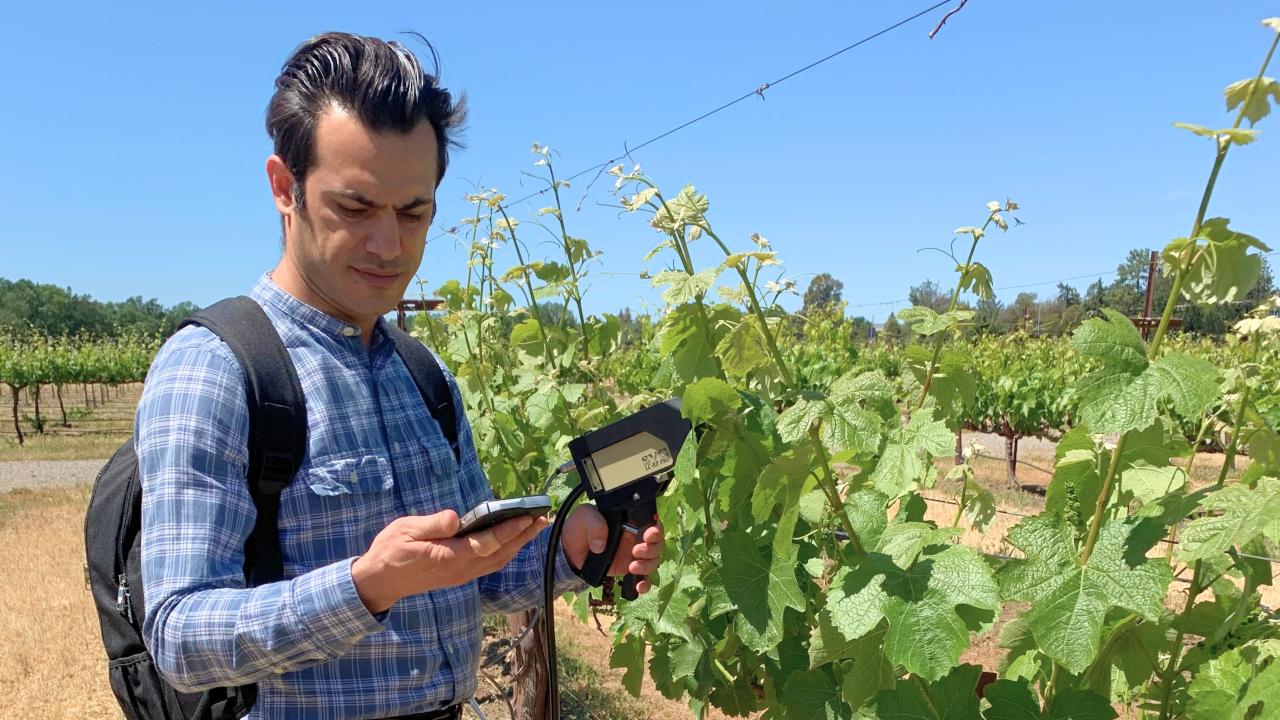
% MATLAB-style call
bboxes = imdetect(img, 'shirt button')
[349,471,359,483]
[273,667,286,675]
[393,441,401,452]
[341,326,359,337]
[409,506,419,515]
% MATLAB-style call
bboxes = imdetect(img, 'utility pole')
[1132,251,1182,341]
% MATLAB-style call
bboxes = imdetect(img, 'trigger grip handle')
[577,508,625,587]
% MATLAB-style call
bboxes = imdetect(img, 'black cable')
[543,481,588,720]
[479,461,578,674]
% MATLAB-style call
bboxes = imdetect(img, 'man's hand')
[351,509,547,614]
[560,504,665,595]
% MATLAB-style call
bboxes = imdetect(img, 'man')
[136,32,664,720]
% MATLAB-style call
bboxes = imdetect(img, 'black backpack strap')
[385,324,460,463]
[180,296,306,586]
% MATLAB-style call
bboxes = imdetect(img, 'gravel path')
[0,459,106,493]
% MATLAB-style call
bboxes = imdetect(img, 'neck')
[269,257,376,349]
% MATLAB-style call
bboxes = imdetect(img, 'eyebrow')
[331,189,433,212]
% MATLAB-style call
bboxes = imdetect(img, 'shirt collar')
[251,272,391,346]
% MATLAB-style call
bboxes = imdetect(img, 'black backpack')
[84,296,459,720]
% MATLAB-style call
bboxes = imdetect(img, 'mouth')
[352,267,402,288]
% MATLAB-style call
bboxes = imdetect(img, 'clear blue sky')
[2,2,1277,322]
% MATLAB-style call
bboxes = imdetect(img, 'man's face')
[270,107,438,325]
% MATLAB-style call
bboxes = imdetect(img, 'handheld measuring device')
[565,398,690,599]
[539,398,692,720]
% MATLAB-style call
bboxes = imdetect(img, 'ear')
[266,155,299,217]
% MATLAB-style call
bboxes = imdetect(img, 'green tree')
[881,311,905,344]
[908,279,949,312]
[802,272,844,315]
[1057,282,1082,307]
[848,315,874,344]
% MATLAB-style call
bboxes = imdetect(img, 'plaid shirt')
[136,274,583,719]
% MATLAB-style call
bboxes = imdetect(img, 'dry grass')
[0,484,697,720]
[0,484,123,719]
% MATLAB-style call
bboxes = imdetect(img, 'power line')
[431,0,955,242]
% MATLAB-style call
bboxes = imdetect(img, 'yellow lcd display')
[582,432,674,492]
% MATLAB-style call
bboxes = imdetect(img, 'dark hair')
[266,32,466,207]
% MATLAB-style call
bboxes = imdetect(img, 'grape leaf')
[752,447,814,522]
[720,527,806,654]
[1071,310,1220,434]
[905,346,976,421]
[898,306,976,337]
[652,267,719,305]
[836,626,895,710]
[1178,475,1280,562]
[875,664,981,720]
[823,545,999,680]
[871,411,956,498]
[1224,75,1280,127]
[1187,648,1280,719]
[1181,218,1272,305]
[717,315,770,377]
[681,376,742,426]
[824,403,884,455]
[997,515,1173,674]
[828,370,896,416]
[1121,463,1186,504]
[1042,689,1118,720]
[780,667,849,720]
[778,398,829,443]
[648,636,705,700]
[957,261,994,301]
[709,670,760,717]
[610,632,646,696]
[876,522,961,568]
[981,679,1040,720]
[982,680,1116,720]
[659,303,720,382]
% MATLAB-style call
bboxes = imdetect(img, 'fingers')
[626,521,664,577]
[641,523,664,545]
[629,557,660,576]
[578,506,610,555]
[403,509,460,540]
[463,514,535,557]
[470,515,548,574]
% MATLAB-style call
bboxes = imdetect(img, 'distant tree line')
[0,278,199,338]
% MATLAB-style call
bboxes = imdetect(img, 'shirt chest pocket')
[304,453,394,496]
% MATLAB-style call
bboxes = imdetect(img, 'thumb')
[403,509,460,540]
[581,508,609,554]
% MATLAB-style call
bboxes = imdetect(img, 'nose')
[365,210,401,260]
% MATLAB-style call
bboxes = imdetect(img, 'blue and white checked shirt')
[136,273,583,719]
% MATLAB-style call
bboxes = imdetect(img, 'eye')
[338,205,367,219]
[398,212,425,223]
